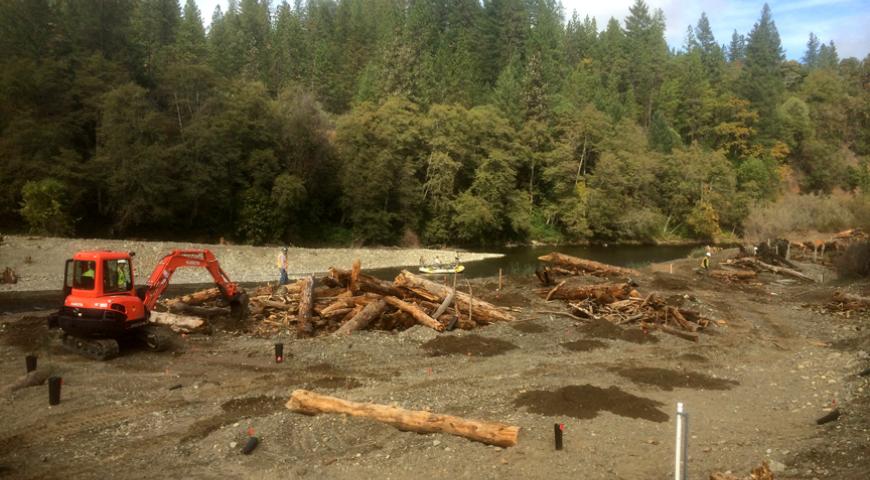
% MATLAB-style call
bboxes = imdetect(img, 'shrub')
[742,193,854,242]
[19,178,73,235]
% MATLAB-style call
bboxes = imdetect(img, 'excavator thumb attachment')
[230,292,249,320]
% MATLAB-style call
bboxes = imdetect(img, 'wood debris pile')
[710,460,774,480]
[159,262,514,337]
[790,229,867,262]
[535,255,711,342]
[821,291,870,317]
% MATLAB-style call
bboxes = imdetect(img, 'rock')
[398,325,440,343]
[769,459,786,472]
[230,441,238,449]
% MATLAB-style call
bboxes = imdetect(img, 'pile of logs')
[536,252,638,285]
[536,281,708,342]
[157,263,515,337]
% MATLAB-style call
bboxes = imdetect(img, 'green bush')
[528,209,565,244]
[19,178,73,235]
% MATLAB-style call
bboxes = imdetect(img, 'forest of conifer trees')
[1,0,867,246]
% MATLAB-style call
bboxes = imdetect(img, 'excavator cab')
[63,256,133,297]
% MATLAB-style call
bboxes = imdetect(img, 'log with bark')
[164,287,222,308]
[327,268,404,297]
[709,268,757,281]
[383,296,443,331]
[732,257,816,282]
[538,252,639,278]
[297,275,315,336]
[4,367,53,393]
[149,311,209,333]
[394,270,514,324]
[333,299,387,335]
[167,302,230,318]
[540,282,633,302]
[286,389,520,447]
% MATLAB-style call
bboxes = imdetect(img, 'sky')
[194,0,869,61]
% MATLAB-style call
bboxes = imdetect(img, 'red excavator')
[48,249,247,359]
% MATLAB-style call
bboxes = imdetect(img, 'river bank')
[0,235,501,293]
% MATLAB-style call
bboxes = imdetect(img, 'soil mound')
[514,384,669,422]
[421,334,518,357]
[611,367,738,391]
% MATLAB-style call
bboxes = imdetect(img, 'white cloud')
[192,1,868,60]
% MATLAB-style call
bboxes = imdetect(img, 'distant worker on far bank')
[277,246,289,285]
[701,252,711,271]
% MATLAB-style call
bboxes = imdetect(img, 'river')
[368,244,699,280]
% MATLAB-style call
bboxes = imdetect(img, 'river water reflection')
[370,244,699,280]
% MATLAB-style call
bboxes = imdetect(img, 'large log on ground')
[297,275,315,336]
[4,367,53,393]
[538,252,639,277]
[709,269,757,280]
[328,268,404,297]
[334,299,386,335]
[165,287,221,308]
[733,258,816,282]
[168,303,231,317]
[541,282,633,303]
[286,389,519,447]
[383,296,443,331]
[394,270,514,324]
[149,311,208,333]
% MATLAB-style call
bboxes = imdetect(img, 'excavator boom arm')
[143,249,241,310]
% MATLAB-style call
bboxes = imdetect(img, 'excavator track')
[62,335,120,361]
[137,325,173,352]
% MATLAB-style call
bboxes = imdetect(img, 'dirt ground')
[0,235,500,292]
[1,251,868,479]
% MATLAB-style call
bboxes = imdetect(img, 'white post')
[674,402,688,480]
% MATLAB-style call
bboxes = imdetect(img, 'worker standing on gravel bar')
[277,247,289,285]
[701,252,711,271]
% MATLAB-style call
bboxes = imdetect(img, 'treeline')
[1,0,868,245]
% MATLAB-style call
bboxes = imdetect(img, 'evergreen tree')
[818,41,839,70]
[739,3,785,140]
[803,32,820,68]
[695,12,724,82]
[728,30,745,63]
[623,0,668,126]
